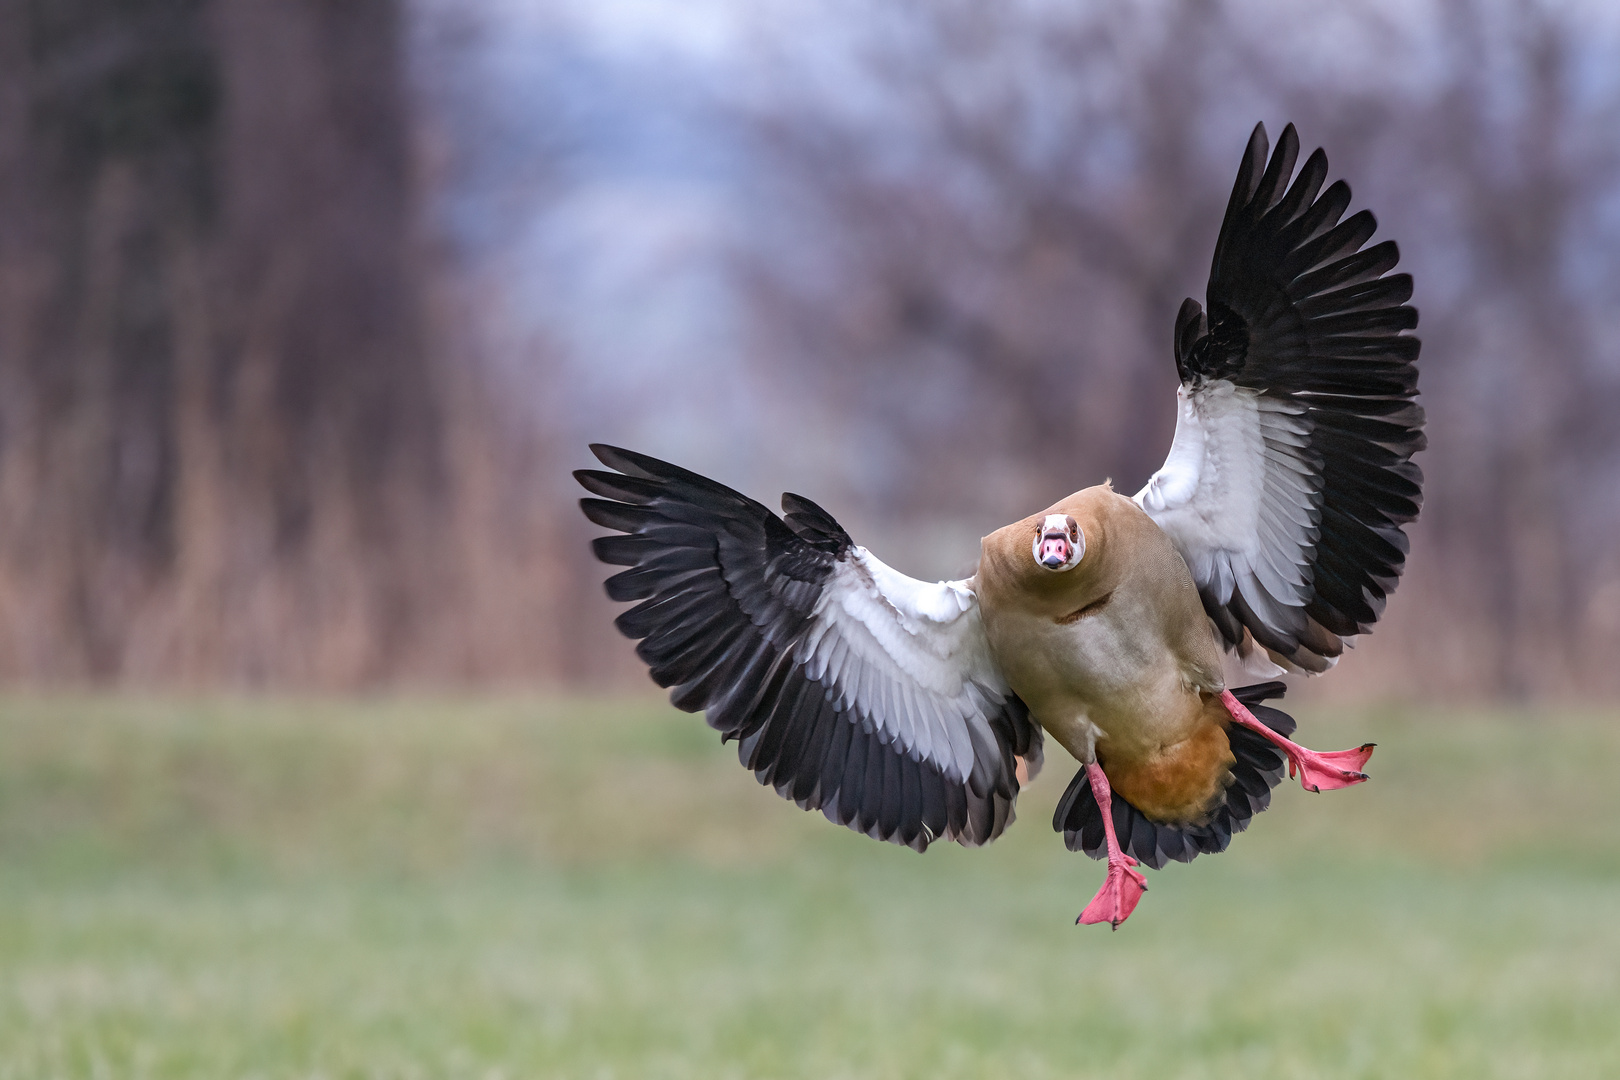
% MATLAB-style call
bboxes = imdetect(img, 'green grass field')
[0,694,1616,1079]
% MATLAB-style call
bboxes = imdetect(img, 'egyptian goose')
[576,123,1423,927]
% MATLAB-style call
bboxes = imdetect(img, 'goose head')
[1033,513,1084,572]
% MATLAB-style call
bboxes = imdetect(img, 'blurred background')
[5,0,1620,699]
[3,3,1620,1077]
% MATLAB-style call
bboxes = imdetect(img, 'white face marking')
[1032,514,1084,572]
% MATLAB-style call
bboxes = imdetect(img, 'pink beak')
[1039,535,1072,568]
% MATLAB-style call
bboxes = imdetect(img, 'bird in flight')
[576,123,1423,928]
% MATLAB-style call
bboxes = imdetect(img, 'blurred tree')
[1403,0,1620,696]
[4,0,1615,698]
[738,0,1241,527]
[0,0,448,684]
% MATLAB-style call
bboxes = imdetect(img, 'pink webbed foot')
[1220,690,1375,793]
[1075,762,1148,929]
[1286,742,1375,792]
[1079,852,1147,929]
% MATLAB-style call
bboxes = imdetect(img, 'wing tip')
[588,443,659,478]
[1246,120,1269,161]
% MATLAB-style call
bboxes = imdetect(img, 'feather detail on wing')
[577,445,1041,850]
[1135,123,1425,673]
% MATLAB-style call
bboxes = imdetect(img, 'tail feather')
[1052,682,1294,869]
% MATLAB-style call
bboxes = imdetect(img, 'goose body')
[976,487,1230,824]
[577,123,1421,926]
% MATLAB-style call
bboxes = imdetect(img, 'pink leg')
[1219,690,1375,793]
[1077,763,1148,929]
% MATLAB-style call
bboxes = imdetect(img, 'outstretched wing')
[1135,122,1425,672]
[577,445,1042,851]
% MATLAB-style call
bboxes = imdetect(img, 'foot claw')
[1078,855,1147,929]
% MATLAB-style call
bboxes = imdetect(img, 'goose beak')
[1039,535,1072,568]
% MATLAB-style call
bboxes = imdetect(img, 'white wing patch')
[1134,380,1321,642]
[795,548,1013,786]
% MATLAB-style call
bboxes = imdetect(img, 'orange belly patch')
[1100,710,1235,825]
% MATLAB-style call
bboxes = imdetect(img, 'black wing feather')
[577,444,1035,851]
[1174,123,1425,667]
